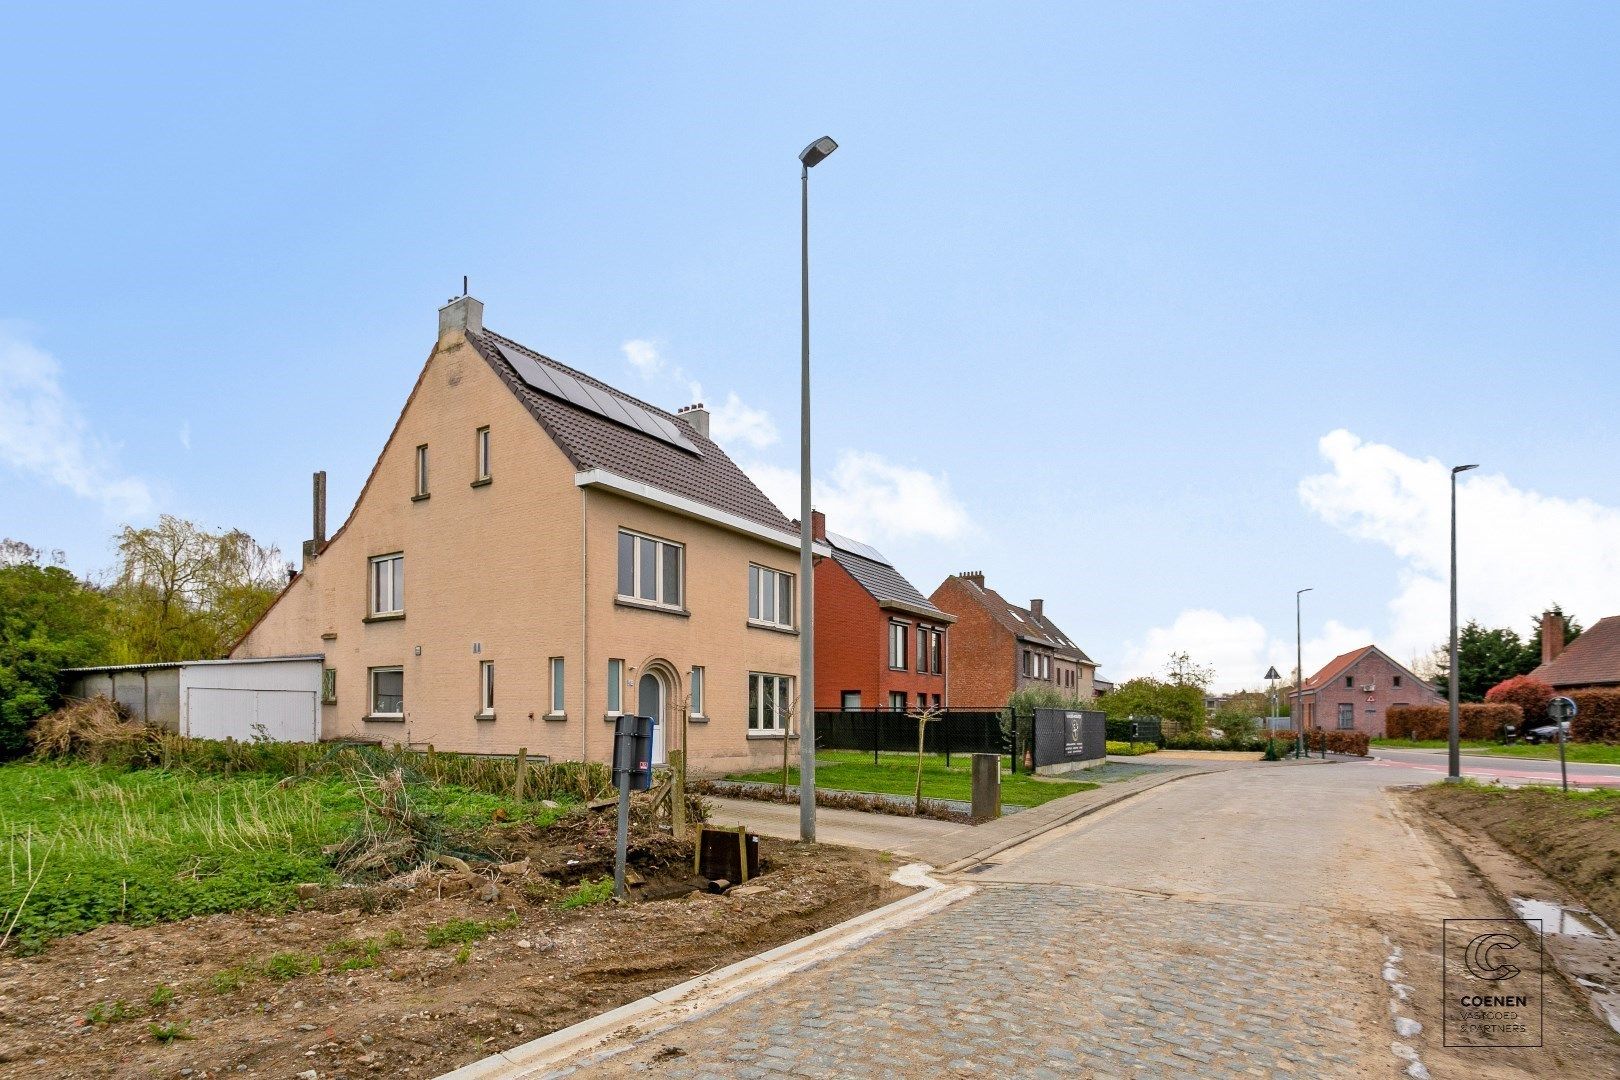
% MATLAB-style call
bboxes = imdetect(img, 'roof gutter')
[877,598,957,623]
[575,469,830,556]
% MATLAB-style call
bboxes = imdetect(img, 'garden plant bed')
[0,838,907,1079]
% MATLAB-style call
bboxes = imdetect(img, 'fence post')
[943,716,951,769]
[873,710,880,767]
[513,747,527,801]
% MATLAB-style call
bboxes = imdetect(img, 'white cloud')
[1299,429,1620,657]
[1115,609,1374,692]
[621,338,664,379]
[747,450,973,545]
[708,391,777,450]
[0,329,154,518]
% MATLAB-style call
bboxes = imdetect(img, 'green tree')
[0,542,111,756]
[107,516,287,663]
[1526,605,1582,663]
[1430,621,1534,703]
[1096,675,1206,738]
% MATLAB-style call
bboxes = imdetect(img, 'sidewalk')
[702,796,964,857]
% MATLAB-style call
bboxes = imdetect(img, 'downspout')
[580,486,591,764]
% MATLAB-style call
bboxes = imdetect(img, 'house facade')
[928,572,1097,707]
[811,513,954,713]
[1529,612,1620,691]
[232,295,808,774]
[1296,645,1441,737]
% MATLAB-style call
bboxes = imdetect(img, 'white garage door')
[185,687,319,742]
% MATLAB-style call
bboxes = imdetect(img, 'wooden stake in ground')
[671,692,690,840]
[780,694,801,801]
[907,705,944,814]
[513,747,527,801]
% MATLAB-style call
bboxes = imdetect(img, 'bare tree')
[906,704,944,814]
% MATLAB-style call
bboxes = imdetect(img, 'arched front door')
[637,672,667,764]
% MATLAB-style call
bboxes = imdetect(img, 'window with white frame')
[916,629,928,672]
[617,529,683,609]
[370,667,403,717]
[748,672,793,732]
[690,665,705,717]
[889,621,909,670]
[478,660,495,716]
[929,629,942,675]
[549,657,565,715]
[475,426,491,481]
[415,445,429,497]
[748,564,795,628]
[606,659,624,715]
[369,553,404,616]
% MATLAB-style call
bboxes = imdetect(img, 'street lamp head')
[1297,587,1313,597]
[799,136,838,168]
[1453,464,1479,475]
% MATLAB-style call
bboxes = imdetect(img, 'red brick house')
[1296,646,1440,737]
[1529,612,1620,691]
[811,514,954,712]
[928,572,1096,708]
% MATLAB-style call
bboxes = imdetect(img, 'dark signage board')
[1033,709,1106,767]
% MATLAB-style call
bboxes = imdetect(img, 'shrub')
[1104,741,1156,756]
[1485,676,1555,731]
[1386,703,1521,741]
[1302,729,1371,757]
[1570,689,1620,744]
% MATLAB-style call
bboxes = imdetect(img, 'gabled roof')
[466,329,794,536]
[1301,645,1431,694]
[825,531,950,621]
[946,575,1092,663]
[1531,615,1620,688]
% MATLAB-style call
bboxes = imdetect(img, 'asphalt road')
[1369,745,1620,787]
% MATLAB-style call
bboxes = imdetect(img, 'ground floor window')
[478,661,495,716]
[370,667,403,717]
[1337,702,1354,729]
[841,691,861,711]
[690,666,705,718]
[550,657,565,715]
[889,690,906,711]
[749,672,793,732]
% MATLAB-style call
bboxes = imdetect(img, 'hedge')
[1570,689,1620,744]
[1484,675,1554,728]
[1386,702,1521,741]
[1301,729,1371,757]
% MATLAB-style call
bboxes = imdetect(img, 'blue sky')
[4,3,1618,690]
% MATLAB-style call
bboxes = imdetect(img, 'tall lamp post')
[798,135,837,841]
[1447,463,1479,782]
[1296,588,1312,758]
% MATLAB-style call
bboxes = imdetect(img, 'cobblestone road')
[543,764,1428,1078]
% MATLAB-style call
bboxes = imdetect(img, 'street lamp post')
[1447,463,1479,782]
[1296,588,1312,759]
[798,135,837,842]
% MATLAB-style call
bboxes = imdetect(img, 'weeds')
[147,985,174,1009]
[330,937,384,971]
[209,966,254,994]
[454,944,472,964]
[85,1000,131,1025]
[263,952,321,980]
[424,915,519,948]
[560,876,613,910]
[148,1020,191,1044]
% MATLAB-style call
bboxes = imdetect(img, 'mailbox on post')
[612,713,658,898]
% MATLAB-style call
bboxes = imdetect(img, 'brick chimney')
[1542,609,1567,666]
[676,403,710,439]
[960,571,985,589]
[810,510,826,542]
[1031,599,1044,618]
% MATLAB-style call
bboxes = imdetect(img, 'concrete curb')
[438,876,974,1080]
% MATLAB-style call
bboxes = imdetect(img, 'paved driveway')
[533,762,1612,1078]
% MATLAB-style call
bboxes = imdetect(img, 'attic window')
[1345,676,1354,689]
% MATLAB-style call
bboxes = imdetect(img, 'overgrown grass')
[0,761,566,953]
[727,750,1094,808]
[560,875,613,909]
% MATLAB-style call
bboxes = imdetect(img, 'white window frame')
[369,553,404,616]
[889,621,909,671]
[606,658,624,716]
[415,444,429,497]
[478,660,495,717]
[369,666,404,717]
[748,564,795,629]
[475,426,491,481]
[616,529,684,610]
[549,657,565,716]
[689,665,705,718]
[748,672,793,733]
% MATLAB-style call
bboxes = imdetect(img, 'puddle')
[1511,897,1611,939]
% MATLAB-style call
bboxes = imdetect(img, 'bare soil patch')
[0,838,907,1079]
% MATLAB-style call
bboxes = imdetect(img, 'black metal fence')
[813,708,1030,770]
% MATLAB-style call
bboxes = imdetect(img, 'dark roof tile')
[1531,615,1620,688]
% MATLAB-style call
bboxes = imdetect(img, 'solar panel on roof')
[826,531,891,566]
[496,342,699,455]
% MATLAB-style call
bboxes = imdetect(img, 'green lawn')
[726,750,1095,808]
[1371,738,1620,765]
[0,761,564,953]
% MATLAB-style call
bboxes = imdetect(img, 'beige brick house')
[232,296,810,774]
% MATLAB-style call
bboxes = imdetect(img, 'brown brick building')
[811,514,954,712]
[928,572,1096,708]
[1529,612,1620,691]
[1296,645,1440,737]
